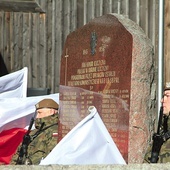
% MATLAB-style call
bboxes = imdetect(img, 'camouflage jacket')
[144,115,170,163]
[11,114,58,165]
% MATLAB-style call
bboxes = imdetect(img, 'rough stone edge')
[110,13,156,163]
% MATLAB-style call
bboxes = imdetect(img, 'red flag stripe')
[0,128,27,164]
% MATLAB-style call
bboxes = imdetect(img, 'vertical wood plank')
[117,0,121,14]
[121,0,130,17]
[32,13,39,87]
[136,0,140,25]
[63,0,70,43]
[9,12,14,71]
[165,0,170,83]
[95,0,103,17]
[148,0,159,54]
[46,0,53,91]
[13,13,19,71]
[139,0,149,36]
[70,0,77,32]
[129,0,137,23]
[84,0,87,25]
[17,13,23,70]
[0,12,4,56]
[77,0,84,28]
[39,13,47,87]
[4,12,11,71]
[54,0,63,92]
[22,13,28,66]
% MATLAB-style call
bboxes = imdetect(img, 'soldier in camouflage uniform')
[144,85,170,163]
[11,98,59,165]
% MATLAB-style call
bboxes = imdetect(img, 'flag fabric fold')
[0,128,27,164]
[0,94,59,133]
[0,94,59,164]
[0,67,28,98]
[0,68,60,164]
[40,106,126,165]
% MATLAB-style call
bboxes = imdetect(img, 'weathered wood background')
[0,0,160,93]
[165,0,170,84]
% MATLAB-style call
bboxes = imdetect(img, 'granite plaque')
[59,14,154,163]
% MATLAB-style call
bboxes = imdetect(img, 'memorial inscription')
[59,14,132,163]
[59,85,129,161]
[59,14,154,163]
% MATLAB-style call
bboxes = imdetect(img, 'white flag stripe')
[40,106,126,165]
[0,93,59,133]
[0,67,28,98]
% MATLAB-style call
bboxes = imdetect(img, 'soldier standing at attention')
[144,84,170,163]
[12,98,59,165]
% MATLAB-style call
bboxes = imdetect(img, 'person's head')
[161,83,170,116]
[35,98,59,118]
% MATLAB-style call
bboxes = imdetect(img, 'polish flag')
[0,94,59,164]
[0,67,28,164]
[0,68,59,164]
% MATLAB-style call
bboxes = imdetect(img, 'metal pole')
[158,0,164,112]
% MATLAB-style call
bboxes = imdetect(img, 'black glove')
[152,133,164,145]
[149,133,164,163]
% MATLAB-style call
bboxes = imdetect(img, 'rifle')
[16,115,48,164]
[16,116,35,165]
[149,106,164,163]
[15,112,58,164]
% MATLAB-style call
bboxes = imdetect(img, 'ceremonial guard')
[11,98,59,165]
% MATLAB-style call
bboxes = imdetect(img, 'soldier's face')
[36,108,57,118]
[161,90,170,116]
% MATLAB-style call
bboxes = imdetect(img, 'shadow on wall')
[27,88,51,97]
[0,53,8,77]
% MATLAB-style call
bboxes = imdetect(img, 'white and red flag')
[0,67,28,98]
[0,67,59,164]
[0,67,28,164]
[0,94,59,164]
[40,106,126,165]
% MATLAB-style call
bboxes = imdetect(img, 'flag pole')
[158,0,164,115]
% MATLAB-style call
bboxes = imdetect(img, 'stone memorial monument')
[59,14,155,163]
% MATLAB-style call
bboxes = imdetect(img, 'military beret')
[164,82,170,91]
[35,98,58,110]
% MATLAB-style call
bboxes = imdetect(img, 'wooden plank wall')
[0,0,159,93]
[165,0,170,84]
